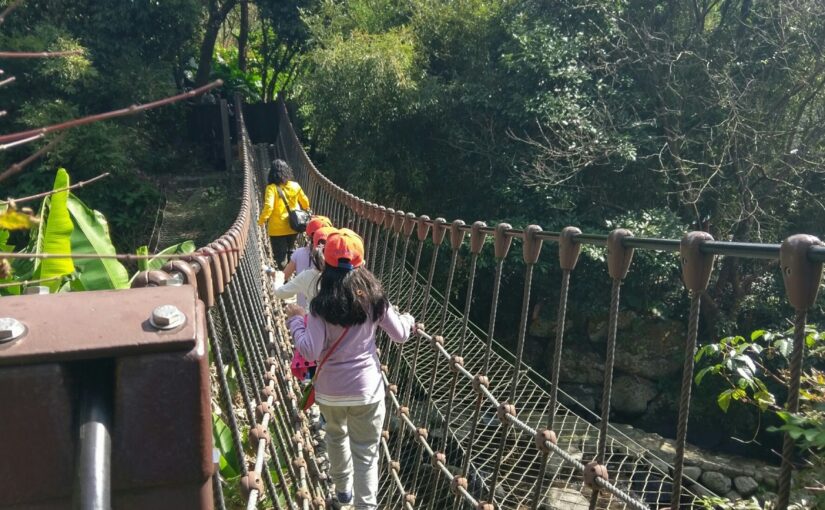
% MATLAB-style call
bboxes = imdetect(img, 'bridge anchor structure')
[0,95,821,510]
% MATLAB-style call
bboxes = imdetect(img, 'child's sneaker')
[332,490,352,509]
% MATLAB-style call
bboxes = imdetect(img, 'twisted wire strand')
[671,292,702,509]
[776,309,808,510]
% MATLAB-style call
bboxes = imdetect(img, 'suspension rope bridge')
[0,95,821,510]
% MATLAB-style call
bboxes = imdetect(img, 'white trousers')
[319,400,386,509]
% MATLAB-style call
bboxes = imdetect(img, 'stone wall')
[611,423,780,505]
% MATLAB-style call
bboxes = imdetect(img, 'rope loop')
[535,429,558,454]
[583,461,609,489]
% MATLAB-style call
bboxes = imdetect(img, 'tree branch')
[0,0,24,25]
[0,133,43,151]
[0,50,82,59]
[0,80,223,146]
[0,133,66,183]
[1,172,110,205]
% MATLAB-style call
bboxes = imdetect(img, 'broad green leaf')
[0,230,13,252]
[35,168,75,292]
[774,338,791,357]
[128,240,196,285]
[695,366,713,385]
[66,193,130,290]
[718,389,734,412]
[750,330,765,341]
[147,240,195,271]
[136,245,149,272]
[212,413,240,478]
[736,354,756,374]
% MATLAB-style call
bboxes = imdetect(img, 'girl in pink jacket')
[287,229,414,509]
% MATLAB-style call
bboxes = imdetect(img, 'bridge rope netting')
[4,93,817,509]
[258,99,693,510]
[194,96,823,510]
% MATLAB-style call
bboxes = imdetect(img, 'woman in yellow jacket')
[258,159,310,269]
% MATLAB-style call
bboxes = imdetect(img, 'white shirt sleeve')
[273,269,318,300]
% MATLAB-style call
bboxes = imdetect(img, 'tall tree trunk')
[194,0,239,87]
[238,0,248,73]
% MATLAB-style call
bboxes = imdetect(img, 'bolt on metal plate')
[149,305,186,330]
[0,318,27,343]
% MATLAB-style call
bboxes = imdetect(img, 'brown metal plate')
[0,286,200,366]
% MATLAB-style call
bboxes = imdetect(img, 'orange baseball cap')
[313,226,337,248]
[306,216,333,237]
[323,228,364,270]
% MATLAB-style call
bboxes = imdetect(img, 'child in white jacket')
[273,226,336,304]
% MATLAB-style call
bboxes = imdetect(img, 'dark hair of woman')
[310,266,388,326]
[310,246,325,271]
[267,159,294,185]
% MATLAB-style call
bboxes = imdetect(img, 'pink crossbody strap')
[310,325,350,383]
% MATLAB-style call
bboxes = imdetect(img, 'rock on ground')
[700,470,732,495]
[539,487,590,510]
[733,475,759,497]
[611,374,658,416]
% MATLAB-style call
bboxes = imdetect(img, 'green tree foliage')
[295,0,825,335]
[696,327,825,505]
[0,0,205,252]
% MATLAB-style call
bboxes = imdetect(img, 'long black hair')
[310,266,388,326]
[310,246,324,271]
[267,159,294,185]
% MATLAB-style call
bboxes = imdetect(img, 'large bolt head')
[150,305,186,330]
[0,317,26,343]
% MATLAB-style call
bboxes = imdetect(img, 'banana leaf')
[136,245,149,271]
[66,193,130,290]
[128,241,195,284]
[147,240,195,271]
[0,230,13,253]
[34,168,74,292]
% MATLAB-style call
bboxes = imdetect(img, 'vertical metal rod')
[425,248,461,510]
[370,222,382,273]
[586,278,622,510]
[407,241,440,487]
[776,309,808,510]
[389,235,413,385]
[489,263,535,505]
[207,298,250,481]
[405,240,425,311]
[213,470,227,510]
[419,245,441,324]
[217,296,257,424]
[455,258,504,510]
[670,293,702,509]
[379,225,392,279]
[547,270,571,420]
[74,365,112,510]
[394,238,424,462]
[385,233,401,295]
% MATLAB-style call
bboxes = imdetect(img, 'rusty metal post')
[455,223,511,510]
[587,229,634,510]
[671,231,716,509]
[527,227,580,508]
[776,234,824,510]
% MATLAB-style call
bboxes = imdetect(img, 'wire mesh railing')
[122,93,822,510]
[273,96,823,510]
